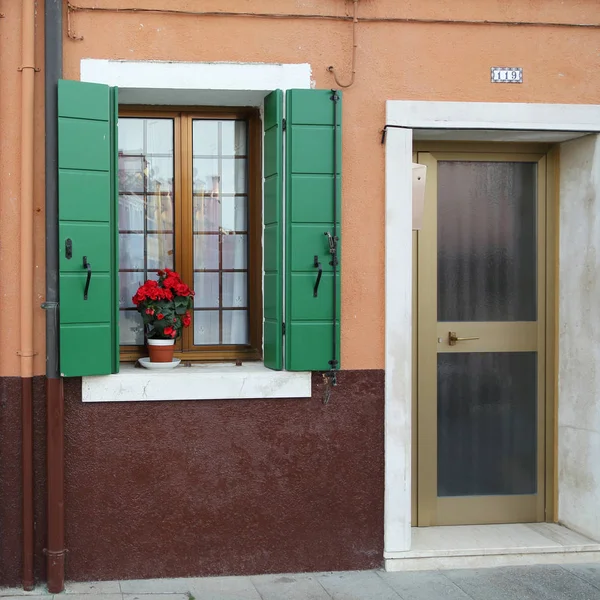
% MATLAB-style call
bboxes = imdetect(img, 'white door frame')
[384,99,600,559]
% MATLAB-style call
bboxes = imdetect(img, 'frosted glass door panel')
[437,161,537,322]
[437,352,537,498]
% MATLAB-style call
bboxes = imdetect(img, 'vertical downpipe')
[44,0,65,593]
[20,0,36,591]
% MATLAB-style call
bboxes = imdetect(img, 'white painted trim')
[387,100,600,133]
[80,59,312,92]
[83,363,311,402]
[383,99,600,557]
[384,127,413,553]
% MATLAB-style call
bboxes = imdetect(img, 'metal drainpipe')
[19,0,37,590]
[43,0,65,594]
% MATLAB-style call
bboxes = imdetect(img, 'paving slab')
[0,588,48,597]
[444,567,538,600]
[64,582,121,595]
[317,571,400,600]
[120,580,191,594]
[62,595,122,600]
[123,595,188,600]
[0,597,49,600]
[251,573,331,600]
[187,576,261,600]
[502,565,600,600]
[378,570,473,600]
[562,563,600,592]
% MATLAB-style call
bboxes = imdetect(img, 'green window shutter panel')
[263,90,284,370]
[58,79,119,377]
[285,89,342,372]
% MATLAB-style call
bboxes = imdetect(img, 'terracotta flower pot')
[147,338,176,363]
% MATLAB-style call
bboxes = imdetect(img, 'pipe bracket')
[16,351,38,357]
[43,548,68,557]
[18,65,41,72]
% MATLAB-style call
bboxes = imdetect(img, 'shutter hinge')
[282,118,287,131]
[282,322,286,335]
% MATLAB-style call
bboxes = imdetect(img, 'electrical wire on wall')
[327,0,358,89]
[66,1,600,43]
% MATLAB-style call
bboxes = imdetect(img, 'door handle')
[313,255,323,297]
[448,331,480,346]
[83,256,92,300]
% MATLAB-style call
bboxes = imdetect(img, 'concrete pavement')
[2,563,600,599]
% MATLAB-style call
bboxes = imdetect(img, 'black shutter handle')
[313,255,323,297]
[83,256,92,300]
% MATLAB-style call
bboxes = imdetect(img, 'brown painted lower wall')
[1,370,384,585]
[0,377,47,587]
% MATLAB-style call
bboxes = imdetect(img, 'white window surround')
[80,59,312,401]
[384,100,600,563]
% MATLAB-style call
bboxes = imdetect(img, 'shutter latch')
[282,118,287,131]
[324,231,338,267]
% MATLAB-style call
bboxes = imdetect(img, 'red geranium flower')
[174,282,191,296]
[133,267,194,340]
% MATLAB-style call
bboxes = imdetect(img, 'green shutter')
[58,79,119,376]
[263,90,284,370]
[285,89,342,371]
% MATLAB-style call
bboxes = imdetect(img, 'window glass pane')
[193,195,247,234]
[221,121,247,156]
[118,119,144,154]
[193,158,246,195]
[120,311,144,345]
[119,194,144,231]
[118,117,175,345]
[146,234,174,270]
[222,273,247,308]
[145,119,174,155]
[192,119,250,347]
[119,272,145,308]
[193,120,247,157]
[193,235,219,270]
[222,234,247,270]
[192,121,219,156]
[194,273,220,308]
[223,311,249,345]
[221,159,247,194]
[119,234,145,270]
[194,311,220,345]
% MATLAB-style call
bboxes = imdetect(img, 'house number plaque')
[491,67,523,84]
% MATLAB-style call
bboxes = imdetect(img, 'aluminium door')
[416,151,548,526]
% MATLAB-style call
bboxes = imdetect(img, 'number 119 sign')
[491,67,523,84]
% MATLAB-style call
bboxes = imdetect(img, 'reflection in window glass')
[192,120,249,346]
[118,118,175,345]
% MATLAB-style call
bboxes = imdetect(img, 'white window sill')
[82,363,312,403]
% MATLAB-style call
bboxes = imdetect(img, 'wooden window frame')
[118,106,263,363]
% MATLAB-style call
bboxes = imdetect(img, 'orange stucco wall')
[0,0,46,377]
[2,0,599,375]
